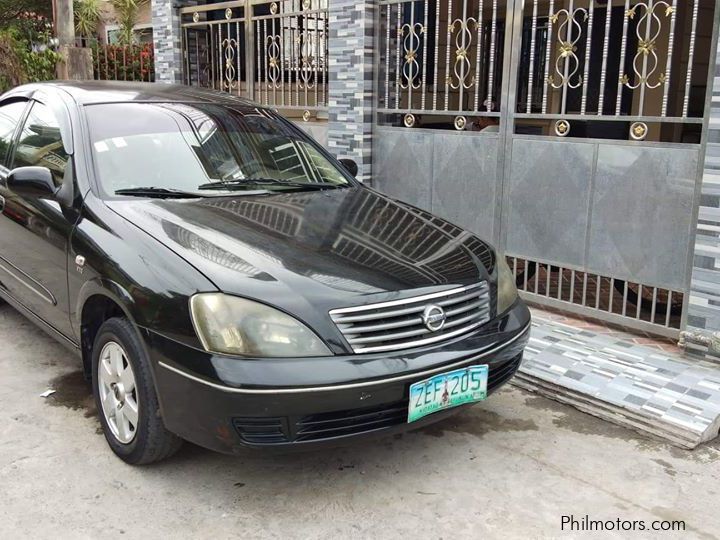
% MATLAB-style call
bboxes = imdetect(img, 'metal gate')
[179,0,329,120]
[373,0,719,337]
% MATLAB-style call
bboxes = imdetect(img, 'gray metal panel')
[372,127,434,209]
[505,138,595,267]
[430,133,499,241]
[588,145,699,290]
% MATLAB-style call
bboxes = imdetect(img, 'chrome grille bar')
[329,282,491,354]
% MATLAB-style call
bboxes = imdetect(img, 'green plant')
[110,0,148,46]
[0,0,52,28]
[93,42,154,82]
[75,0,102,38]
[0,28,59,93]
[0,32,25,91]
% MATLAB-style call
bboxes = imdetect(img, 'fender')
[75,276,139,329]
[73,276,172,405]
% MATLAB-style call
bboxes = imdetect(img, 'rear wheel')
[92,317,182,464]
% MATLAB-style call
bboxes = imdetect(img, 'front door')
[0,99,76,340]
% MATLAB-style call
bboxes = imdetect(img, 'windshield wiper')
[115,187,205,199]
[197,178,343,191]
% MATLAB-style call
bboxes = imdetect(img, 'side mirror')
[7,167,56,198]
[338,158,359,178]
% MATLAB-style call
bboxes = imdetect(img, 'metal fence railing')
[91,43,155,82]
[376,0,711,137]
[180,0,328,118]
[507,256,683,336]
[516,0,700,119]
[377,0,506,125]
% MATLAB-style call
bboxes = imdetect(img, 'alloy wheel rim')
[98,341,139,444]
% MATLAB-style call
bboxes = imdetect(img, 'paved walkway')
[516,307,720,448]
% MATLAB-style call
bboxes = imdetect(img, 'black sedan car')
[0,81,530,464]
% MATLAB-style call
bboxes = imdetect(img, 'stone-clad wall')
[327,0,376,182]
[152,0,181,83]
[688,40,720,334]
[152,0,198,83]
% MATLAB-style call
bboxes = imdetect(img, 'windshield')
[85,102,352,197]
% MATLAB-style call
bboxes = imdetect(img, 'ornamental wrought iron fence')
[372,0,717,337]
[180,0,328,118]
[377,0,507,128]
[376,0,713,140]
[517,0,698,119]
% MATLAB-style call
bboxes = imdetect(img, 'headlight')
[190,293,331,357]
[496,256,518,314]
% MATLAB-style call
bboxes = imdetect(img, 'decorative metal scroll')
[379,0,502,116]
[399,22,424,90]
[298,28,316,89]
[222,38,238,90]
[620,2,675,91]
[546,8,587,90]
[447,17,477,90]
[521,0,702,119]
[266,35,282,89]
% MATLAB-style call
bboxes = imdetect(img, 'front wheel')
[92,317,182,464]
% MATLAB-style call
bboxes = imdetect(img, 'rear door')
[0,98,32,299]
[0,98,76,340]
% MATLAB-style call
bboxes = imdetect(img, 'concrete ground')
[1,304,720,540]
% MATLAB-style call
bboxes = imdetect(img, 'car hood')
[106,186,495,331]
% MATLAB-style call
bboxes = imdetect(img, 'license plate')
[407,365,488,423]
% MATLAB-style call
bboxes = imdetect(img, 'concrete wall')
[97,0,152,43]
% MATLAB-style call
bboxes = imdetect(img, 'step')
[513,315,720,449]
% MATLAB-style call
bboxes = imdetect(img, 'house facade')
[147,0,720,350]
[95,1,154,44]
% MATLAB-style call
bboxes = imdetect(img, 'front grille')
[295,402,408,442]
[229,353,522,445]
[329,282,492,353]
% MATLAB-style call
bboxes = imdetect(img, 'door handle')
[0,194,4,212]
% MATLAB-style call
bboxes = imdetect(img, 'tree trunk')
[55,0,75,46]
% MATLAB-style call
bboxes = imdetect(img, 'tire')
[92,317,182,464]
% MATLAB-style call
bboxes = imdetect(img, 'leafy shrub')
[0,28,59,93]
[93,43,154,82]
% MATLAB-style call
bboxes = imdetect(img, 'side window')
[0,101,28,168]
[12,102,69,187]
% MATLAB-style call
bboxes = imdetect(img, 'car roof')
[8,80,259,107]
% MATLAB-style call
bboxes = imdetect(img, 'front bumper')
[144,300,530,454]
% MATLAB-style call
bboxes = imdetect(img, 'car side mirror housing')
[338,158,359,178]
[7,166,56,198]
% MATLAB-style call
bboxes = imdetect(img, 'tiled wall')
[152,0,195,83]
[688,40,720,333]
[327,0,376,182]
